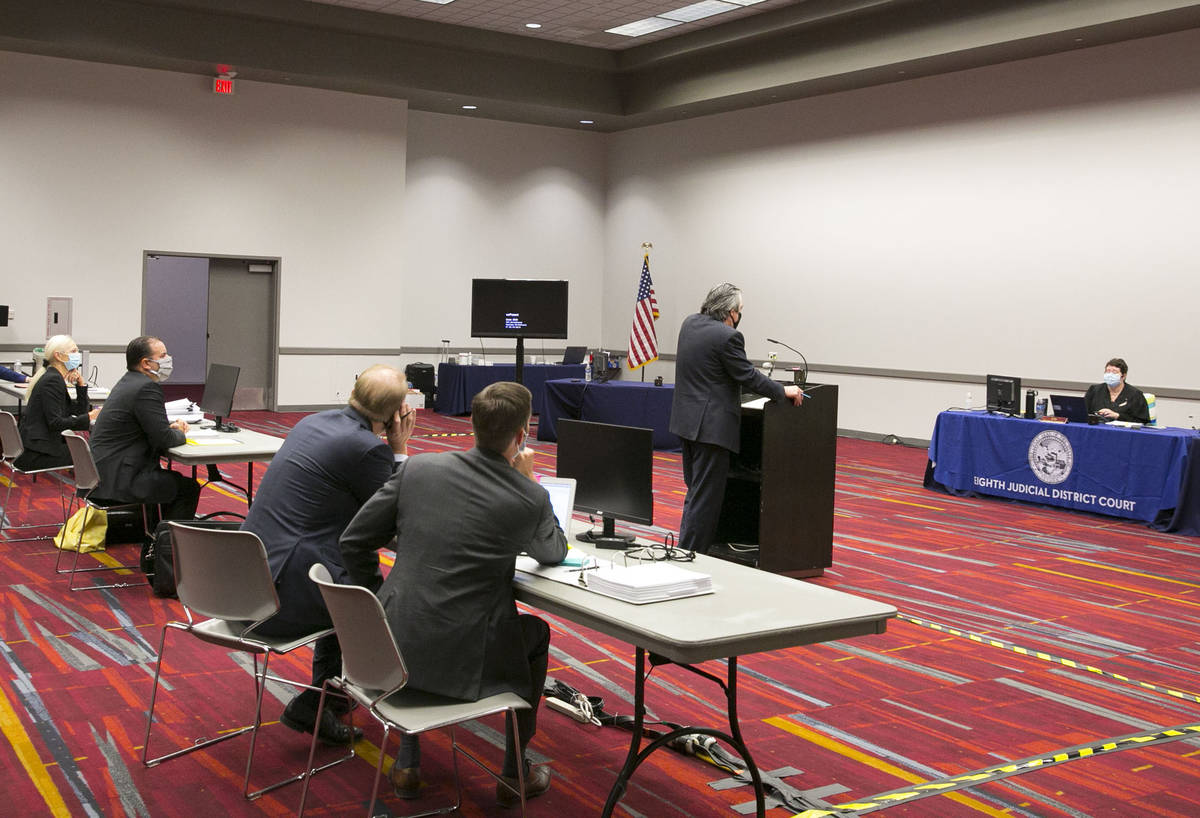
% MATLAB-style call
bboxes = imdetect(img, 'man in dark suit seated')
[340,381,567,806]
[90,336,200,523]
[669,283,804,555]
[242,364,414,747]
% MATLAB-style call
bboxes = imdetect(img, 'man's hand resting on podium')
[784,385,805,406]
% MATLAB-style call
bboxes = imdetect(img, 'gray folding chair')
[298,563,531,818]
[54,430,151,590]
[142,523,353,799]
[0,410,72,543]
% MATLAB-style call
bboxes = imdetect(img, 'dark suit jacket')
[1085,382,1150,424]
[242,406,396,635]
[669,312,787,452]
[16,368,90,466]
[89,370,185,502]
[340,447,567,702]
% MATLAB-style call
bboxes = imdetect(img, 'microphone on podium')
[766,338,808,386]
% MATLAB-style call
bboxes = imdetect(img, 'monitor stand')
[214,415,240,433]
[575,515,635,550]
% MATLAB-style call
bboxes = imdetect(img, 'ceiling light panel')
[606,17,683,37]
[660,1,738,23]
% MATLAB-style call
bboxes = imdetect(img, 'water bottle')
[585,354,592,382]
[1036,398,1047,419]
[965,391,973,410]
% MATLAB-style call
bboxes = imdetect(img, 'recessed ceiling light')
[580,119,594,125]
[606,17,683,37]
[462,105,477,110]
[415,0,456,5]
[725,0,768,5]
[660,1,738,24]
[525,23,542,29]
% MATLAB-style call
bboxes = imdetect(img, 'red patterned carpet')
[2,408,1200,817]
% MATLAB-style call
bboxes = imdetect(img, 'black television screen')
[556,419,653,548]
[470,279,568,339]
[200,363,241,432]
[986,374,1021,415]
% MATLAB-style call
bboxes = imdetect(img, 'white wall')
[605,27,1200,439]
[402,111,607,355]
[0,51,408,403]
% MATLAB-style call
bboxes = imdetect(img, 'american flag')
[627,254,659,370]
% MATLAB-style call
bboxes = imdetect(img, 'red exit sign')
[213,77,235,95]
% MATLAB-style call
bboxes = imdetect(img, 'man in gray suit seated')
[242,364,414,746]
[340,381,567,806]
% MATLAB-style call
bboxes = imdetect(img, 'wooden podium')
[712,382,838,577]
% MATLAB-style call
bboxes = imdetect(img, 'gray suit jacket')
[340,447,567,702]
[242,406,396,635]
[89,370,185,501]
[669,312,786,452]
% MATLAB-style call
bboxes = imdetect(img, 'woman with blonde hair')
[15,335,99,470]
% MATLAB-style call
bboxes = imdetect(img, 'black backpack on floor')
[141,511,247,598]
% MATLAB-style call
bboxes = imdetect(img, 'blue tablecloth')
[435,363,585,415]
[537,379,681,451]
[925,410,1200,523]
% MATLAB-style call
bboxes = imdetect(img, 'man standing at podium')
[670,284,804,554]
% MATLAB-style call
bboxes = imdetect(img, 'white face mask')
[1103,371,1122,388]
[152,354,174,383]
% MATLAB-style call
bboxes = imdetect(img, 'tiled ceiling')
[304,0,804,48]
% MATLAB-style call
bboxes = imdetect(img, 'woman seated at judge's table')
[1084,357,1150,424]
[15,335,99,471]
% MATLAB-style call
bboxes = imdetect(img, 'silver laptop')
[539,476,577,532]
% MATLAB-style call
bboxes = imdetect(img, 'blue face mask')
[65,352,83,371]
[1103,371,1122,388]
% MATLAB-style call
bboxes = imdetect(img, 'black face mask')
[731,310,741,329]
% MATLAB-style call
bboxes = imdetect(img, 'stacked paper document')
[165,398,204,423]
[585,562,713,604]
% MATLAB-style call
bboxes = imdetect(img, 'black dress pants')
[678,438,732,555]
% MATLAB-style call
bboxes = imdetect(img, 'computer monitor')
[555,419,653,549]
[986,374,1021,415]
[470,279,569,340]
[200,363,241,432]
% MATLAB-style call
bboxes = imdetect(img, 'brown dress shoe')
[496,764,551,808]
[390,766,422,799]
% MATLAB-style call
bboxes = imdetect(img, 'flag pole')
[640,242,652,382]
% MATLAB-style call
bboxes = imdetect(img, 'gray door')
[144,255,210,384]
[207,259,274,410]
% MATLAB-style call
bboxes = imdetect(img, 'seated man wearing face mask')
[1084,357,1150,424]
[89,336,200,522]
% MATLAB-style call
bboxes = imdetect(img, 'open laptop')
[560,346,587,365]
[1049,394,1091,423]
[539,476,577,532]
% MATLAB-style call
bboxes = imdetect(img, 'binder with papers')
[584,562,713,604]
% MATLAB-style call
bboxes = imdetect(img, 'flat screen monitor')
[986,374,1021,415]
[470,279,568,339]
[200,363,241,432]
[556,419,653,549]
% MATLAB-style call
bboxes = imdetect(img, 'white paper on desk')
[165,398,196,411]
[184,436,243,446]
[586,563,713,604]
[185,428,219,438]
[514,555,597,582]
[741,397,769,410]
[168,412,204,423]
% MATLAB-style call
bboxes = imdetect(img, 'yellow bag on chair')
[54,507,108,553]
